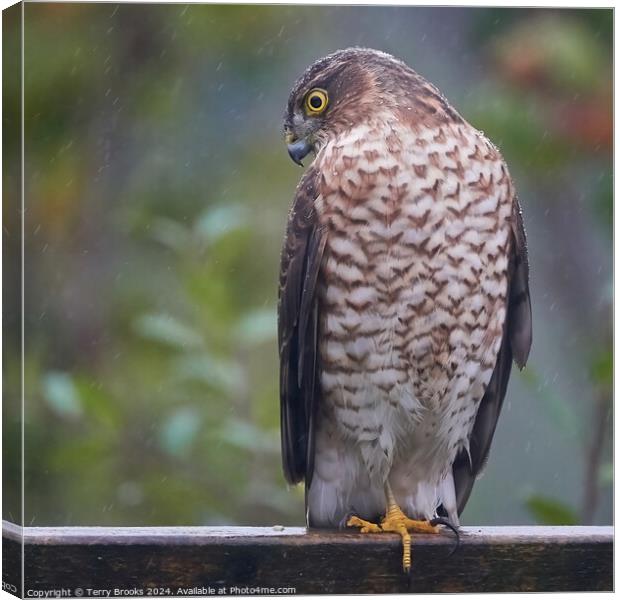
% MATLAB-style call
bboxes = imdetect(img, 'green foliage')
[465,85,572,171]
[42,372,83,420]
[492,15,610,91]
[524,495,579,526]
[519,368,580,439]
[598,463,613,487]
[590,348,613,387]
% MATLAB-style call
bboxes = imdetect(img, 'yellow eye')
[305,89,328,115]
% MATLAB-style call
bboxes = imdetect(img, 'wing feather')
[278,168,326,485]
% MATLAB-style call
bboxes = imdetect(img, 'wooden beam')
[2,521,613,594]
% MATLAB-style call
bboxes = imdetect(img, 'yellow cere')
[305,88,328,115]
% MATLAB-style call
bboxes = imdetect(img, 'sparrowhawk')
[278,47,532,571]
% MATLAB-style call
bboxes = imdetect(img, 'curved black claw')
[429,517,460,557]
[338,508,357,530]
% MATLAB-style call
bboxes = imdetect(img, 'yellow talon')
[380,506,439,571]
[384,504,440,534]
[346,515,382,533]
[347,486,441,572]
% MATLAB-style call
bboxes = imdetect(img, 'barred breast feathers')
[312,115,513,487]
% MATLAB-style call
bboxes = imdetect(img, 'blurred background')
[3,5,612,527]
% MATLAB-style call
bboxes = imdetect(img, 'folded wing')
[278,168,327,486]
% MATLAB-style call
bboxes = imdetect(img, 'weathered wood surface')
[2,521,613,595]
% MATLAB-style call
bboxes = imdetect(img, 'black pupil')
[310,95,323,109]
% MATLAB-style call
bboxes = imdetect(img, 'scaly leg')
[347,483,440,572]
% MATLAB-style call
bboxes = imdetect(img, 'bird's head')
[283,47,461,166]
[283,48,401,166]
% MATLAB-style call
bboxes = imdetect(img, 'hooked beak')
[285,133,313,167]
